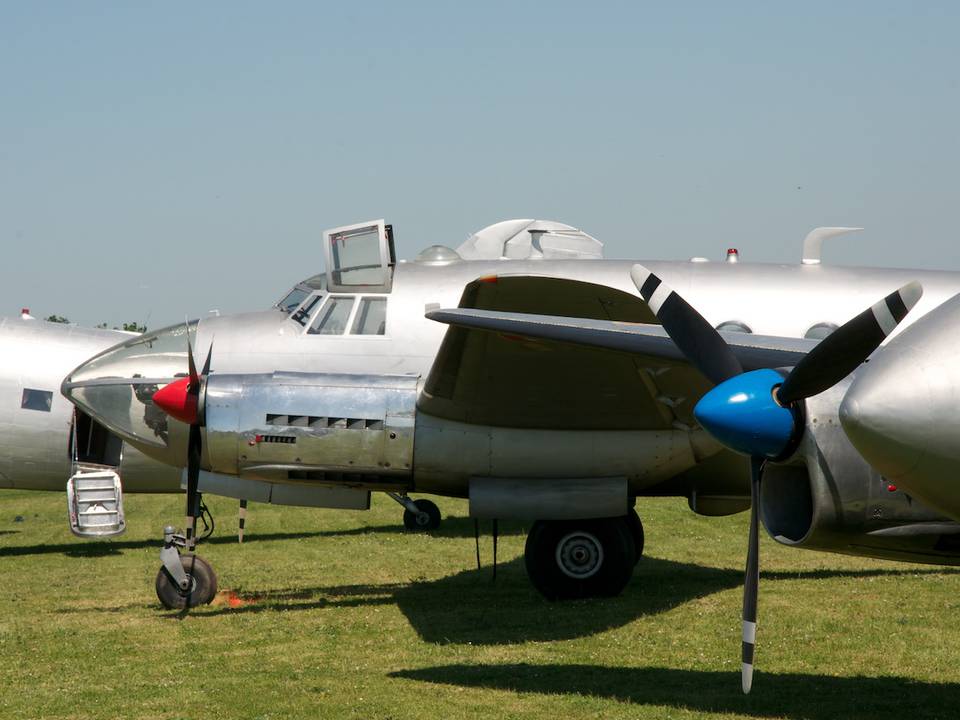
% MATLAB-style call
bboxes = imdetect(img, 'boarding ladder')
[66,411,127,538]
[67,463,126,538]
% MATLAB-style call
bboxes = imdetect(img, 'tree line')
[45,315,147,333]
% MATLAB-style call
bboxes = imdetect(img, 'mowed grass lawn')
[1,490,959,720]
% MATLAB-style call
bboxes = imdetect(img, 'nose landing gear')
[156,526,218,609]
[155,477,218,610]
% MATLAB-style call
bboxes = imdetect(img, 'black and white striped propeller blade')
[776,281,923,404]
[629,264,923,695]
[630,265,743,385]
[741,456,764,694]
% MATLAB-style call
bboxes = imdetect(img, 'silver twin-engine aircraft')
[7,218,960,693]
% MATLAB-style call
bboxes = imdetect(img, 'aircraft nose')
[61,321,203,464]
[839,348,928,480]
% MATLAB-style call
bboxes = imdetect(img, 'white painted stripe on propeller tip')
[900,281,923,311]
[871,298,897,336]
[630,265,652,292]
[648,284,671,315]
[742,664,754,694]
[742,620,757,644]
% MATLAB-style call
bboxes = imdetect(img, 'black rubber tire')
[627,508,645,563]
[524,517,636,601]
[402,498,442,531]
[155,554,218,610]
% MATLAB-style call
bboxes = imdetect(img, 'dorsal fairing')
[456,219,603,261]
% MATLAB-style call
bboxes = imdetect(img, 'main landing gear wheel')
[524,516,636,601]
[155,555,218,610]
[403,498,442,531]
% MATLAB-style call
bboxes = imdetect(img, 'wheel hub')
[555,531,604,580]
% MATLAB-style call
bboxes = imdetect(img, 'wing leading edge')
[426,308,816,371]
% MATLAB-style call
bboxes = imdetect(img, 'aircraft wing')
[418,277,687,430]
[425,308,815,370]
[418,275,817,431]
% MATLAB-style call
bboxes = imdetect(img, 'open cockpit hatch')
[323,219,396,294]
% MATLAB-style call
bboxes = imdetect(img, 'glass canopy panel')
[277,287,310,314]
[350,297,387,335]
[308,296,356,335]
[329,225,386,286]
[323,220,392,291]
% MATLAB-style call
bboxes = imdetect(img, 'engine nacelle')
[203,372,417,487]
[760,379,960,565]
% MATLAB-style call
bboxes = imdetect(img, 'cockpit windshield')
[276,275,327,314]
[276,286,310,315]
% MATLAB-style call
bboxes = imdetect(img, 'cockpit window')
[277,287,310,315]
[291,294,323,326]
[308,296,356,335]
[21,389,53,412]
[350,297,387,335]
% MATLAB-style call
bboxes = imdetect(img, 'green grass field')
[1,490,958,719]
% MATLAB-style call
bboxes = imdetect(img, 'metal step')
[67,470,126,538]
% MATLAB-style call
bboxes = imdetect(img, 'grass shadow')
[0,516,520,558]
[390,663,958,720]
[178,555,954,646]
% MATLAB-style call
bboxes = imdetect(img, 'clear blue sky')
[2,2,958,327]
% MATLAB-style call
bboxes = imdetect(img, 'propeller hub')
[151,377,198,425]
[694,369,799,459]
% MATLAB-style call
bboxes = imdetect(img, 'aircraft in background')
[0,314,181,536]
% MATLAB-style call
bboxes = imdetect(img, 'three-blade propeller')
[631,265,922,694]
[152,330,212,552]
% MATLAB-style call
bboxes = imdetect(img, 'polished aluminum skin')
[204,372,417,484]
[841,292,960,521]
[58,219,960,565]
[0,316,181,492]
[766,378,960,563]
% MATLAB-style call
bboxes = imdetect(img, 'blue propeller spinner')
[630,264,922,694]
[693,368,799,460]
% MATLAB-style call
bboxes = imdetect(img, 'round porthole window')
[804,322,838,340]
[715,321,752,334]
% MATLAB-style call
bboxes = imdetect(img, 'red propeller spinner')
[151,377,199,425]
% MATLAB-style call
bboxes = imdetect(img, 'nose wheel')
[156,541,218,609]
[155,466,219,610]
[156,524,218,609]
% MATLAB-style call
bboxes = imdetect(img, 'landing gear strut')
[524,512,643,600]
[155,476,218,610]
[156,526,218,609]
[388,493,442,531]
